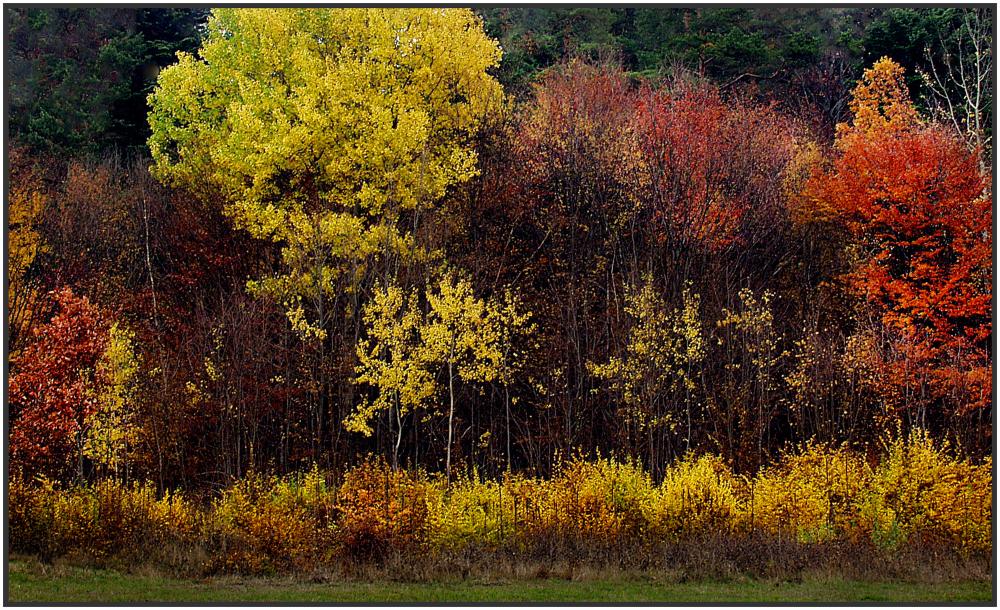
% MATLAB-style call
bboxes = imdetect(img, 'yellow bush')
[498,471,551,544]
[747,443,869,542]
[8,474,47,555]
[651,454,740,537]
[860,431,992,553]
[428,473,510,550]
[206,472,325,573]
[6,435,992,567]
[8,476,196,561]
[541,457,654,541]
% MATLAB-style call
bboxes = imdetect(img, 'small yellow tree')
[347,284,436,469]
[715,287,785,467]
[421,273,507,482]
[84,323,141,478]
[489,289,536,470]
[590,277,705,467]
[8,148,49,357]
[348,273,532,481]
[838,56,919,139]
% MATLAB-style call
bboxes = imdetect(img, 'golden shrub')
[8,475,52,556]
[6,436,991,567]
[541,457,654,541]
[334,458,435,558]
[650,454,740,537]
[860,431,992,553]
[206,472,325,573]
[8,477,196,561]
[746,443,869,542]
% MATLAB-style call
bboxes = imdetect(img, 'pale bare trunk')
[446,355,455,485]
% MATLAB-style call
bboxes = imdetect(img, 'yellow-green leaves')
[422,272,501,384]
[347,273,532,439]
[148,8,504,305]
[150,7,502,221]
[589,277,705,431]
[84,323,140,475]
[348,285,435,437]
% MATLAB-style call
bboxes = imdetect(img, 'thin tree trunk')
[505,385,511,471]
[447,353,455,485]
[393,392,402,471]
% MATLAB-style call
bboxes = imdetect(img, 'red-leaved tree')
[9,288,111,479]
[809,58,992,446]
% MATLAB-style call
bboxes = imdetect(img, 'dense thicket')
[6,8,993,492]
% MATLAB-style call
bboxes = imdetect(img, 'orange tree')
[809,58,992,447]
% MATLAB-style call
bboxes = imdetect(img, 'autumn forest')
[5,7,994,582]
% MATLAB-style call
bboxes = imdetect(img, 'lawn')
[6,560,993,603]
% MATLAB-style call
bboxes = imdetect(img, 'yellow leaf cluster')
[838,56,920,141]
[347,273,534,437]
[589,278,705,430]
[148,8,504,315]
[84,323,141,475]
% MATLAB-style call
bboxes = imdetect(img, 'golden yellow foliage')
[747,442,869,542]
[207,471,329,573]
[590,277,705,433]
[9,435,992,573]
[839,57,920,140]
[8,476,195,562]
[149,8,504,320]
[860,430,992,553]
[84,323,141,475]
[651,454,740,537]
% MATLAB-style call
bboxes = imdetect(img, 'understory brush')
[9,432,991,577]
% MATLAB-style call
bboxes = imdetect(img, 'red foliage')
[514,61,639,232]
[508,63,798,266]
[633,83,797,254]
[9,288,111,478]
[811,123,992,420]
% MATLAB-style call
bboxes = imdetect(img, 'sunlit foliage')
[9,437,991,575]
[811,58,992,434]
[148,8,503,318]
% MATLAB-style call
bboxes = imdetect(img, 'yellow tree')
[589,277,705,471]
[7,147,49,358]
[489,289,536,470]
[346,284,436,470]
[420,273,506,481]
[837,56,919,140]
[715,288,785,468]
[148,7,504,320]
[84,323,141,479]
[347,272,530,481]
[148,8,503,457]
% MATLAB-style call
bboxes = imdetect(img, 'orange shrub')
[334,458,435,560]
[204,470,330,574]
